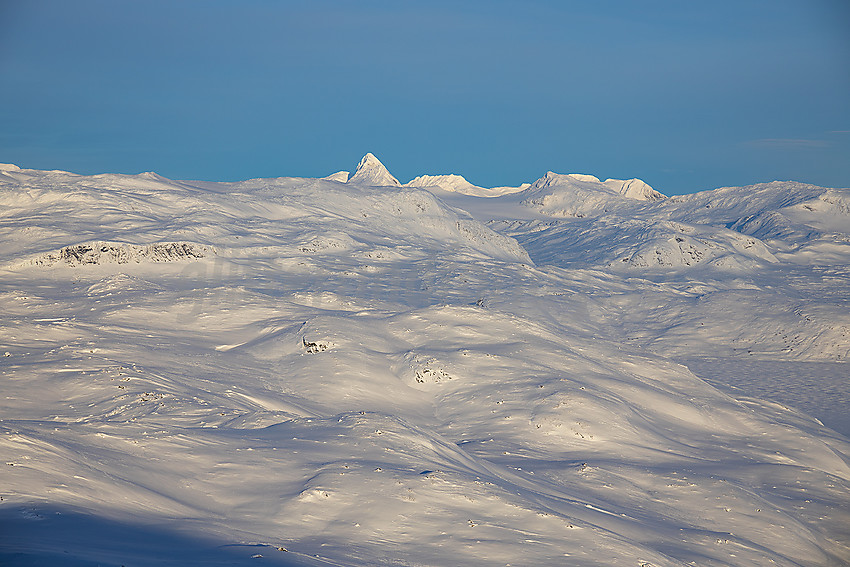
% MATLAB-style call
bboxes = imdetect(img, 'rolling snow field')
[1,155,849,566]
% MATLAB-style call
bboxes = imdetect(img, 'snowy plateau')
[1,154,849,567]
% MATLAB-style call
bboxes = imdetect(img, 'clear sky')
[1,0,848,194]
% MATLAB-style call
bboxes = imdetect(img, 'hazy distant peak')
[604,178,666,201]
[324,171,350,183]
[0,163,21,171]
[405,174,528,197]
[406,173,479,192]
[529,171,664,201]
[138,171,169,182]
[530,171,598,191]
[567,173,601,183]
[357,152,381,169]
[347,153,400,187]
[536,171,559,186]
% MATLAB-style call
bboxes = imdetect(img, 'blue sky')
[1,0,848,194]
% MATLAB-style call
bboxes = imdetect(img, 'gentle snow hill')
[322,170,350,183]
[490,217,779,271]
[665,180,841,223]
[517,171,666,218]
[1,157,850,567]
[608,177,666,201]
[405,174,528,197]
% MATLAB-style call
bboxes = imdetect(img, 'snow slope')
[1,156,849,566]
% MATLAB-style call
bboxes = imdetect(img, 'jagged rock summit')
[346,152,400,187]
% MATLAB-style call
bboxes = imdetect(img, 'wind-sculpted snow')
[665,181,835,224]
[663,183,850,256]
[1,158,849,566]
[491,217,778,271]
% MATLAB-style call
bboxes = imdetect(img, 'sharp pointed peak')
[358,152,380,164]
[347,153,400,187]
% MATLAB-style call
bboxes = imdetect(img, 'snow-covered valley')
[1,156,849,566]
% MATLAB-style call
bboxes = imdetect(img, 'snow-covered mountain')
[1,155,849,567]
[346,152,400,187]
[516,171,666,218]
[405,173,528,197]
